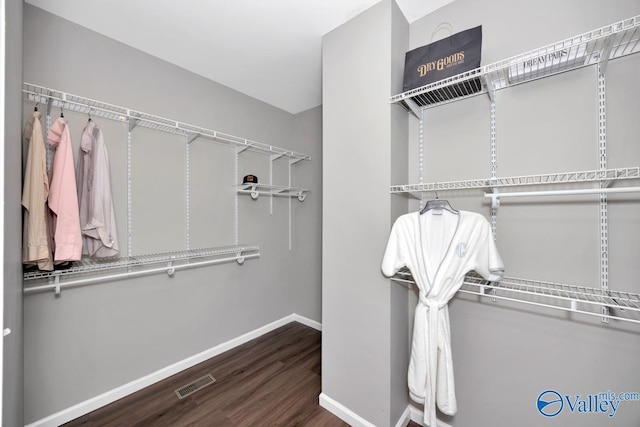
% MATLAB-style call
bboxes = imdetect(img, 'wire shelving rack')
[388,15,640,325]
[21,83,314,291]
[393,269,640,324]
[23,245,260,295]
[391,15,640,113]
[23,83,311,162]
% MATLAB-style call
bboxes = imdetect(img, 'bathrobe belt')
[419,293,446,427]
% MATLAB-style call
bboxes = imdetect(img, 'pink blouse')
[47,117,82,262]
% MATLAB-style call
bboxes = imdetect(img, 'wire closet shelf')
[22,83,311,162]
[390,167,640,194]
[393,269,640,324]
[237,183,309,201]
[23,245,260,295]
[390,15,640,112]
[391,167,640,203]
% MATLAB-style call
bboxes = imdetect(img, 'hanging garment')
[382,210,504,427]
[76,120,119,258]
[22,111,54,271]
[47,117,82,262]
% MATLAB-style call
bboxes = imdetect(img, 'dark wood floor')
[64,322,421,427]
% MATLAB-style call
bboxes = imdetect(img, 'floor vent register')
[174,374,216,399]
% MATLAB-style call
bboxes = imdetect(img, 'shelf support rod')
[45,99,53,171]
[289,157,293,250]
[234,147,240,246]
[127,126,133,256]
[418,108,425,210]
[490,101,498,237]
[185,135,191,251]
[598,64,609,323]
[269,155,276,215]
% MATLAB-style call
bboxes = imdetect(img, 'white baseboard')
[409,405,425,426]
[394,406,412,427]
[408,404,453,427]
[292,313,322,331]
[26,313,321,427]
[319,393,377,427]
[318,397,438,427]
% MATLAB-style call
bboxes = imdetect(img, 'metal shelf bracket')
[249,185,259,200]
[187,132,200,144]
[128,117,139,132]
[50,274,61,296]
[167,257,176,277]
[46,91,53,117]
[489,189,500,210]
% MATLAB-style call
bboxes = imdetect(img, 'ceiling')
[26,0,454,114]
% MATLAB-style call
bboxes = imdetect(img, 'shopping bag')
[403,25,482,105]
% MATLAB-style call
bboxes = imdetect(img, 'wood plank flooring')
[64,322,421,427]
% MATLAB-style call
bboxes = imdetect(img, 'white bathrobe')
[382,210,504,427]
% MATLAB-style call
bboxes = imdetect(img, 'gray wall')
[405,0,640,426]
[22,4,322,424]
[3,1,24,426]
[322,1,409,426]
[293,106,323,321]
[389,2,410,423]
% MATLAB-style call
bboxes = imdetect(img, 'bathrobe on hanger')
[47,117,82,262]
[77,120,119,258]
[22,111,53,270]
[382,210,504,427]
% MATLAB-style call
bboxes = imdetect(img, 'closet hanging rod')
[485,186,640,199]
[22,83,311,162]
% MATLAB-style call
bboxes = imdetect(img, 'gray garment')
[76,120,119,258]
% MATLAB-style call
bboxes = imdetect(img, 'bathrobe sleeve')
[381,217,409,277]
[473,219,504,281]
